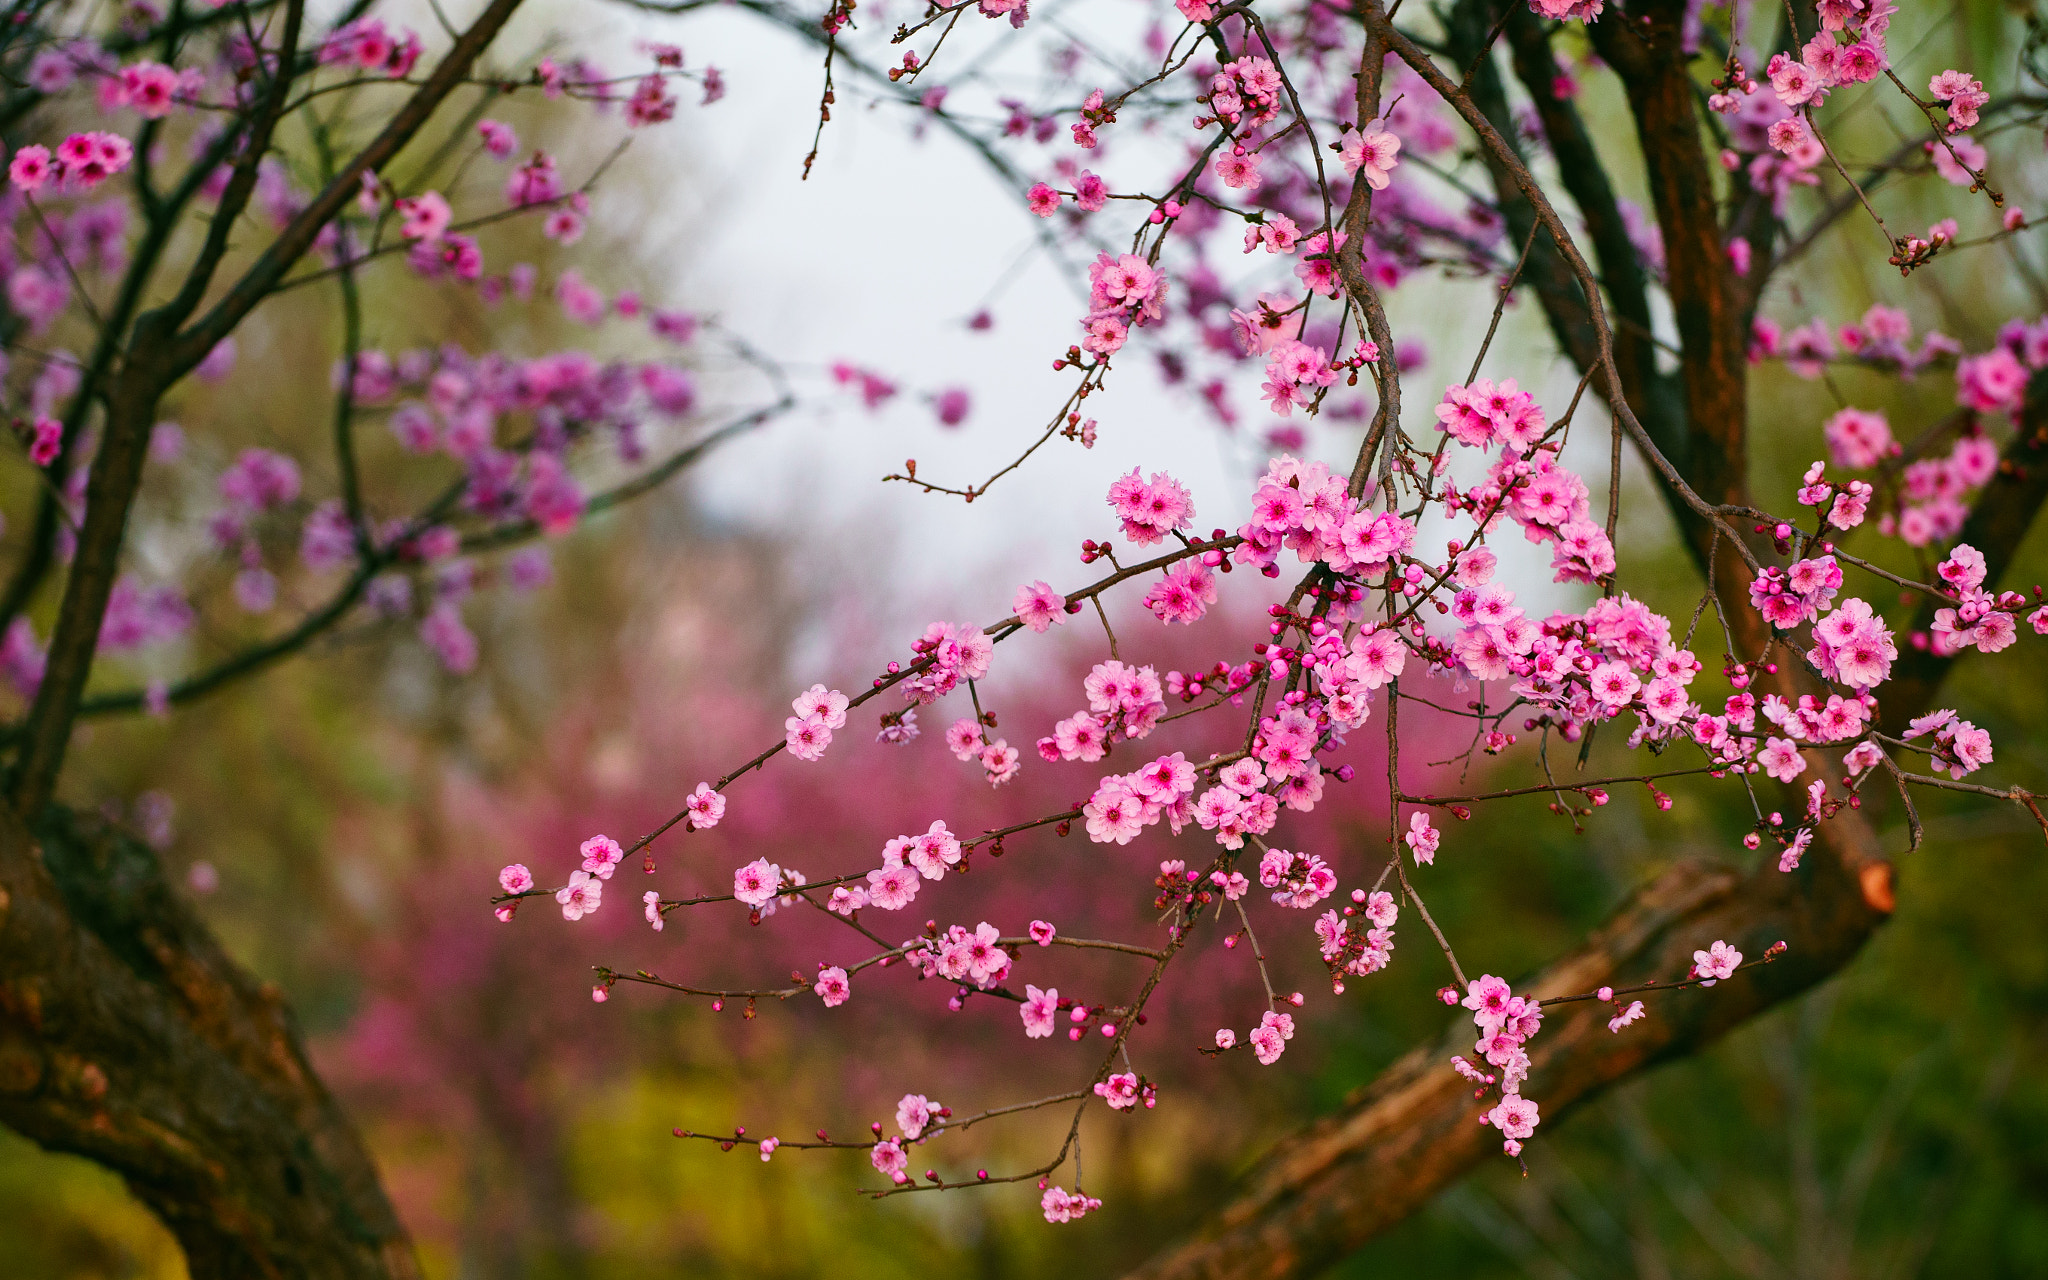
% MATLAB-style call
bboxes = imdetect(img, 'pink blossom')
[1484,1094,1541,1143]
[870,1138,909,1183]
[1021,984,1059,1037]
[1084,776,1147,844]
[1014,580,1067,632]
[477,119,519,158]
[1339,125,1402,190]
[980,739,1021,785]
[1248,1009,1296,1064]
[1105,468,1194,545]
[733,858,782,909]
[1693,939,1742,983]
[1040,1184,1101,1223]
[1027,182,1062,216]
[784,713,834,761]
[396,191,452,241]
[498,863,534,894]
[1957,347,2027,413]
[580,834,624,880]
[905,820,962,879]
[865,862,920,911]
[27,418,62,466]
[945,717,983,761]
[556,869,602,921]
[1404,811,1440,865]
[1214,150,1263,190]
[1929,134,1988,186]
[684,783,726,829]
[1758,737,1806,783]
[1094,1072,1141,1110]
[1142,560,1217,623]
[896,1093,936,1139]
[8,144,53,192]
[1608,1000,1646,1032]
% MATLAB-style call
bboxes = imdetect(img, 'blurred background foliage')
[8,1,2048,1277]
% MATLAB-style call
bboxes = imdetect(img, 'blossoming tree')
[3,0,2047,1276]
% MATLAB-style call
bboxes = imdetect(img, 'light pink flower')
[685,782,726,829]
[556,869,602,921]
[1014,580,1067,632]
[1693,939,1742,983]
[1021,984,1059,1037]
[814,966,850,1006]
[580,834,624,879]
[1339,125,1402,190]
[733,858,782,909]
[1404,811,1440,865]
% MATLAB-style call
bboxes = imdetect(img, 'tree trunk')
[1127,823,1892,1280]
[0,803,417,1278]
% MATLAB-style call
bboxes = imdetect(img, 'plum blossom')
[896,1093,937,1139]
[579,834,624,879]
[1014,580,1067,631]
[1339,124,1402,189]
[1694,939,1743,984]
[733,858,782,909]
[556,870,602,921]
[1404,811,1440,865]
[1021,984,1059,1037]
[870,1138,909,1183]
[684,783,726,829]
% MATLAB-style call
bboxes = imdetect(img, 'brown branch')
[1123,5,2008,1273]
[1127,842,1888,1280]
[9,0,530,819]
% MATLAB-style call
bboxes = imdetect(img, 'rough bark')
[1127,824,1889,1280]
[0,804,418,1277]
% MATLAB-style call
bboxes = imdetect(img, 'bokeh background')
[6,1,2048,1276]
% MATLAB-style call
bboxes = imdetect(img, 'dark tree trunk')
[0,805,417,1278]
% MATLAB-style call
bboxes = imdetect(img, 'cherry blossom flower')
[1021,984,1059,1037]
[684,783,726,829]
[865,862,920,911]
[896,1093,936,1139]
[1404,812,1440,865]
[1014,580,1067,632]
[811,966,850,1006]
[784,713,833,761]
[579,834,624,880]
[1040,1185,1101,1223]
[1694,939,1743,984]
[556,870,602,921]
[1094,1072,1141,1110]
[396,191,452,241]
[1483,1094,1541,1149]
[870,1138,909,1183]
[733,858,782,909]
[1338,124,1402,190]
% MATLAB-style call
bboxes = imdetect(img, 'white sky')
[479,0,1619,652]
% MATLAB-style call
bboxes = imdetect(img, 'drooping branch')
[1122,4,2048,1273]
